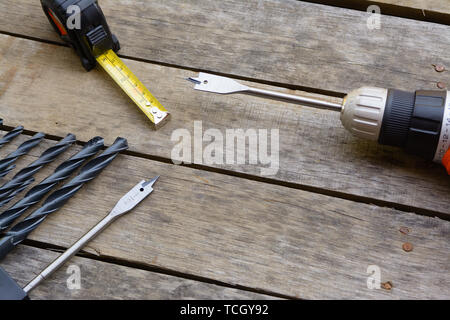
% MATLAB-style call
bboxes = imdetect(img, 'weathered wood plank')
[0,134,448,299]
[1,35,449,215]
[1,246,274,300]
[0,0,449,94]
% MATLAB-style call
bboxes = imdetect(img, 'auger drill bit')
[0,132,45,178]
[0,137,105,231]
[0,134,76,206]
[0,126,24,150]
[0,137,128,260]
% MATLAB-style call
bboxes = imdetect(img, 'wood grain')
[0,134,448,299]
[0,245,273,300]
[0,0,449,94]
[1,35,449,216]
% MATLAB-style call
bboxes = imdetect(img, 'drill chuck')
[341,87,450,163]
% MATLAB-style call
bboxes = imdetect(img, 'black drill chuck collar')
[379,89,447,161]
[41,0,120,71]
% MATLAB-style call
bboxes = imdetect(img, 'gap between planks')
[2,3,450,215]
[0,125,448,222]
[2,244,278,300]
[0,29,346,99]
[2,0,450,94]
[0,134,448,299]
[1,4,450,215]
[22,240,292,300]
[299,0,450,25]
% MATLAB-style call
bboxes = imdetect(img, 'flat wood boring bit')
[0,177,158,300]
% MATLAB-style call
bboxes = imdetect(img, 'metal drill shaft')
[0,137,104,231]
[0,137,128,260]
[188,73,343,110]
[0,134,76,206]
[0,132,45,178]
[0,126,24,149]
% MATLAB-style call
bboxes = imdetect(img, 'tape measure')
[97,50,169,126]
[41,0,170,129]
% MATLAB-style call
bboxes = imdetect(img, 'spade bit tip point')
[111,177,159,217]
[143,176,159,189]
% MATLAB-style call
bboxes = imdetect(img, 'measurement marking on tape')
[96,50,170,129]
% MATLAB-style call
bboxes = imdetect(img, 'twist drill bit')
[0,137,128,260]
[0,177,35,208]
[0,132,45,178]
[0,134,76,206]
[0,137,105,231]
[0,126,24,150]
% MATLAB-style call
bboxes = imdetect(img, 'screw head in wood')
[433,64,446,73]
[437,82,446,89]
[381,281,393,291]
[402,242,413,252]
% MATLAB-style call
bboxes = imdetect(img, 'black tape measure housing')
[41,0,120,71]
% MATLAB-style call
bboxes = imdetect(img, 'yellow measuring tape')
[96,50,170,129]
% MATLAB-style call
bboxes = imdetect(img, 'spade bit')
[188,72,342,110]
[0,177,159,300]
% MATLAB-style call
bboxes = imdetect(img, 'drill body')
[341,87,450,171]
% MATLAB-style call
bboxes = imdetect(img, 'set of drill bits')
[0,119,129,260]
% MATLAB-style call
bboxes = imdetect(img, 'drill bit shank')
[0,137,105,231]
[0,137,128,260]
[0,134,76,206]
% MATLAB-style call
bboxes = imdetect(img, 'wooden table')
[0,0,449,300]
